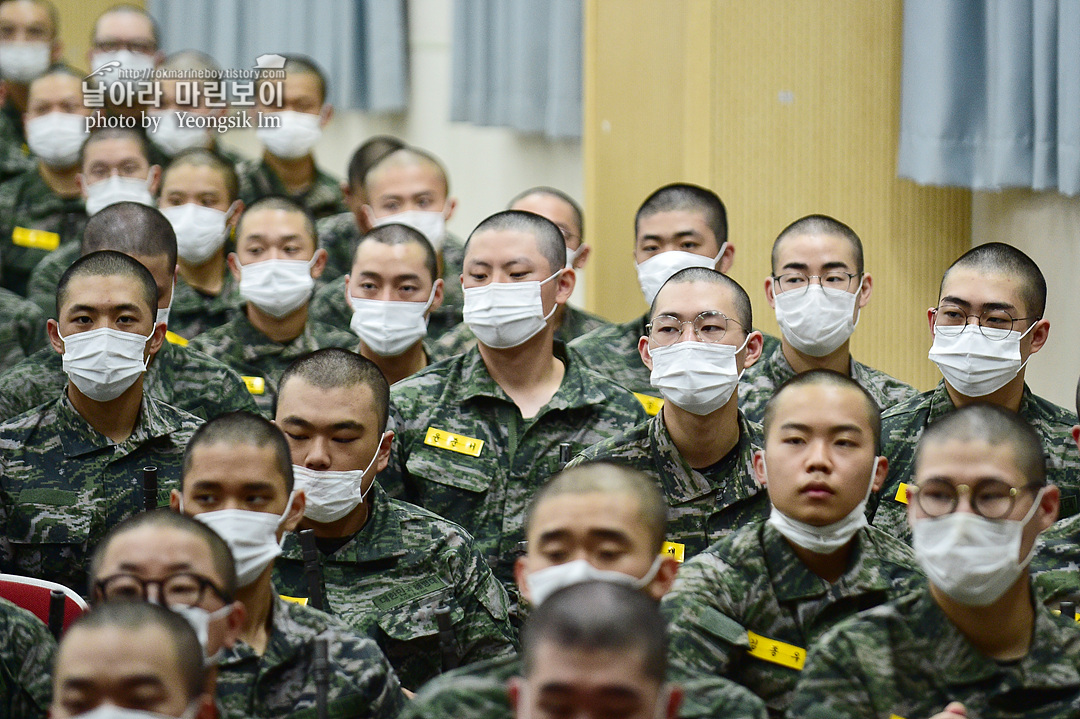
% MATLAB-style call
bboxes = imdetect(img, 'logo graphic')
[84,60,121,80]
[254,53,286,70]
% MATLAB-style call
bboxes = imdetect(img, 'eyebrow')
[642,228,701,242]
[939,296,1018,312]
[280,416,366,433]
[780,260,853,272]
[535,528,632,545]
[66,303,144,315]
[778,421,865,435]
[115,560,195,573]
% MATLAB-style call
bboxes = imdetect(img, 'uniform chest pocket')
[374,589,464,642]
[9,489,92,546]
[405,449,495,494]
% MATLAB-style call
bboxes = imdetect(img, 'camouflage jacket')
[380,344,646,589]
[0,287,46,372]
[168,271,244,340]
[0,393,202,593]
[662,522,922,716]
[0,596,56,719]
[0,167,86,297]
[216,591,406,719]
[789,583,1080,719]
[24,240,76,315]
[311,221,466,341]
[236,157,347,221]
[569,411,769,558]
[1031,513,1080,604]
[738,342,918,424]
[0,103,34,185]
[187,311,357,417]
[403,655,769,719]
[273,483,518,691]
[871,381,1080,544]
[0,340,258,422]
[431,305,610,359]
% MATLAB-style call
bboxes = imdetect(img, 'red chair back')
[0,573,88,637]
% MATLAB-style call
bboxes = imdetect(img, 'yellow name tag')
[242,376,265,395]
[889,715,907,719]
[424,427,484,457]
[661,541,685,563]
[11,226,59,251]
[746,631,806,671]
[164,330,188,346]
[279,594,308,606]
[633,392,664,416]
[894,483,909,504]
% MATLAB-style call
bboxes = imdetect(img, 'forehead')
[239,208,312,244]
[466,228,545,264]
[637,209,716,241]
[185,442,287,493]
[939,266,1028,313]
[61,273,148,311]
[277,376,380,428]
[774,232,858,269]
[29,74,82,102]
[767,384,874,438]
[83,137,148,166]
[512,194,577,230]
[652,280,735,319]
[58,624,180,688]
[368,162,446,199]
[162,164,228,195]
[529,641,653,692]
[915,437,1027,486]
[100,525,218,579]
[95,11,154,42]
[279,72,322,103]
[0,1,51,27]
[529,491,643,540]
[354,240,431,276]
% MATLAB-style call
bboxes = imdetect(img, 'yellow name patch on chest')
[12,226,60,251]
[661,541,685,563]
[164,331,188,346]
[279,594,308,606]
[746,631,806,670]
[894,482,909,504]
[424,427,484,457]
[242,376,265,395]
[633,392,664,416]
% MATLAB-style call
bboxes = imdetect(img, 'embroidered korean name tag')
[164,331,188,346]
[279,594,308,606]
[373,575,449,612]
[889,715,906,719]
[241,376,265,395]
[661,541,685,563]
[894,482,909,504]
[746,630,805,670]
[12,226,59,251]
[633,392,664,416]
[424,427,483,457]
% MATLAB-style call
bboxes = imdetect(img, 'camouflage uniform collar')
[280,482,408,565]
[221,589,319,667]
[761,523,889,602]
[26,167,86,211]
[257,157,342,215]
[762,341,859,386]
[54,391,186,457]
[233,311,315,351]
[927,380,1039,424]
[649,410,763,504]
[173,270,241,310]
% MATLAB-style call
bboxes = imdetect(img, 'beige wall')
[54,0,136,74]
[584,0,972,391]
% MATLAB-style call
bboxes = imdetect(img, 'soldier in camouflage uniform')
[0,596,56,719]
[270,348,516,690]
[0,285,45,371]
[380,211,645,595]
[173,411,405,719]
[187,197,357,416]
[871,243,1080,544]
[738,215,916,423]
[236,56,346,220]
[0,69,94,297]
[791,404,1076,719]
[0,251,202,593]
[570,268,769,557]
[663,371,923,717]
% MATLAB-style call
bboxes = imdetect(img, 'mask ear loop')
[357,431,390,504]
[539,269,564,321]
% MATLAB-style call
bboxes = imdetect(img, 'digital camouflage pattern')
[661,523,922,716]
[0,394,202,593]
[273,483,517,690]
[0,167,87,297]
[569,411,769,558]
[0,287,46,372]
[167,271,243,340]
[312,217,466,341]
[24,240,77,315]
[216,592,406,719]
[1031,512,1080,603]
[431,304,610,358]
[738,342,918,423]
[0,339,258,422]
[0,596,56,719]
[870,381,1080,544]
[235,157,347,221]
[402,655,769,719]
[0,104,35,186]
[187,312,357,417]
[789,584,1080,719]
[379,345,646,592]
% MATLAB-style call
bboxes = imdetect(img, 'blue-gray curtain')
[898,0,1080,196]
[146,0,408,112]
[451,0,582,139]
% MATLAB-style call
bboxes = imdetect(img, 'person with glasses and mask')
[738,215,916,423]
[791,403,1079,719]
[570,267,767,558]
[871,242,1080,544]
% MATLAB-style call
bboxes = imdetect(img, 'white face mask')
[564,244,584,269]
[292,434,388,524]
[635,243,727,305]
[766,457,878,554]
[74,703,198,719]
[928,323,1035,397]
[373,211,448,254]
[149,110,211,156]
[84,174,155,216]
[193,492,298,587]
[525,556,664,607]
[90,49,156,86]
[463,271,560,349]
[25,111,88,169]
[59,327,152,402]
[348,286,435,357]
[912,487,1045,606]
[648,336,747,415]
[170,603,234,666]
[0,41,50,83]
[238,256,317,318]
[256,110,322,160]
[161,203,230,266]
[773,283,860,357]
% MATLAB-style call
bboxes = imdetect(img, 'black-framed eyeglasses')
[907,479,1043,519]
[646,311,745,346]
[93,40,157,55]
[772,271,860,296]
[95,572,231,608]
[930,304,1040,340]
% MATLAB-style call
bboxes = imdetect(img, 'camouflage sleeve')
[444,537,519,666]
[0,599,57,719]
[204,361,260,416]
[324,630,407,719]
[25,248,67,316]
[400,674,509,719]
[379,402,408,500]
[788,622,890,719]
[677,677,768,719]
